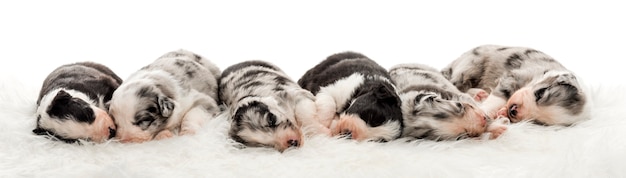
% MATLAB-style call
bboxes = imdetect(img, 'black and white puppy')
[219,60,324,152]
[442,45,589,126]
[34,62,122,143]
[390,63,507,141]
[108,49,221,143]
[298,51,403,141]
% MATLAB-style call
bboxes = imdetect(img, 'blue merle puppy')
[108,49,221,143]
[442,45,589,126]
[34,62,122,143]
[219,60,324,152]
[390,63,507,141]
[297,51,403,142]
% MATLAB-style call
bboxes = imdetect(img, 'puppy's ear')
[157,95,175,117]
[51,90,72,105]
[556,73,576,85]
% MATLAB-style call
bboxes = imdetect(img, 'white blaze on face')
[108,86,152,143]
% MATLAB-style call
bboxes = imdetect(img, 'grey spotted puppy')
[390,63,507,140]
[442,45,589,126]
[219,60,324,152]
[108,49,221,143]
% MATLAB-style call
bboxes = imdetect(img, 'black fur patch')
[497,47,509,51]
[524,49,540,55]
[33,127,80,144]
[505,53,523,69]
[500,89,512,99]
[343,82,403,127]
[46,90,96,124]
[297,51,391,94]
[133,87,170,131]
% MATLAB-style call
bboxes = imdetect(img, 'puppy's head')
[108,81,176,143]
[400,91,488,141]
[503,71,588,125]
[332,83,403,141]
[34,89,116,143]
[229,97,303,152]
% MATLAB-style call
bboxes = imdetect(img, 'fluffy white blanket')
[1,75,626,178]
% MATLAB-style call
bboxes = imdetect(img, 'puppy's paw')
[487,119,508,139]
[467,88,489,102]
[180,128,197,136]
[155,130,174,140]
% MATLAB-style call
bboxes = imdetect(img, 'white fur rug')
[2,75,626,178]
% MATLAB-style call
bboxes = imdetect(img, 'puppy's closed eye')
[267,114,278,128]
[135,115,155,130]
[534,87,548,101]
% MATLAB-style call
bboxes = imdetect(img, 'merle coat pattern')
[298,51,403,141]
[219,60,323,152]
[390,63,507,141]
[108,49,221,143]
[442,45,589,126]
[34,61,122,143]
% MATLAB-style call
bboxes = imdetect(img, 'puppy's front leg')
[480,94,507,119]
[486,117,509,139]
[179,106,211,135]
[314,92,337,128]
[155,130,174,140]
[295,96,331,136]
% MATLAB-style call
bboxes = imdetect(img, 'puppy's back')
[389,63,461,94]
[139,49,221,99]
[297,51,390,94]
[38,61,122,105]
[442,45,566,92]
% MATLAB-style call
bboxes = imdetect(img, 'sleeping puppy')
[297,51,403,141]
[389,63,507,140]
[442,45,589,126]
[34,62,122,143]
[219,60,324,152]
[108,49,221,143]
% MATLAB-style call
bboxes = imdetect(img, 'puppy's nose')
[508,104,518,118]
[108,127,116,139]
[287,139,299,147]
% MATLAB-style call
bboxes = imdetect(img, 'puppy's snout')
[287,139,299,147]
[508,104,518,118]
[108,127,116,139]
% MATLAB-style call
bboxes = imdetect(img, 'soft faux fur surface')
[2,74,626,178]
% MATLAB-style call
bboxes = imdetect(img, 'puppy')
[34,62,122,143]
[442,45,589,126]
[219,60,324,152]
[389,63,507,140]
[297,51,403,141]
[108,49,221,143]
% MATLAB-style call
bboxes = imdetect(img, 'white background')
[1,1,623,87]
